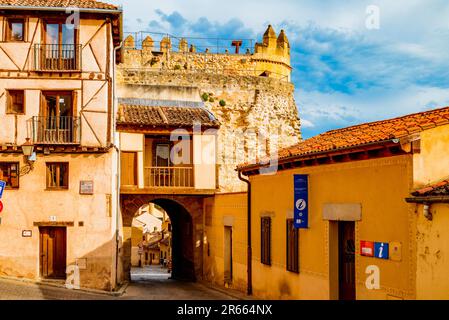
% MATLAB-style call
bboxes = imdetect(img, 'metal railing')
[29,116,80,144]
[34,44,82,71]
[145,166,194,188]
[124,31,255,54]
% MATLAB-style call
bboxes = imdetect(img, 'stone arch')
[120,194,205,281]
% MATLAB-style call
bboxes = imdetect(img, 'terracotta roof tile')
[413,180,449,196]
[117,104,220,129]
[0,0,118,10]
[239,106,449,171]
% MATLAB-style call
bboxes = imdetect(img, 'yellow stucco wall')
[415,203,449,299]
[248,155,416,300]
[203,193,248,292]
[413,125,449,188]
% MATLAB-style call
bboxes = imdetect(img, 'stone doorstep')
[0,275,129,298]
[197,280,256,301]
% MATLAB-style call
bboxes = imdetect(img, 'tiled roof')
[239,106,449,170]
[0,0,118,10]
[412,180,449,197]
[117,104,220,129]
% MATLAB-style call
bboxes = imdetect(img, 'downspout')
[238,170,252,296]
[113,40,123,289]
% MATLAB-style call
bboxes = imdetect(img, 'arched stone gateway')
[120,194,207,282]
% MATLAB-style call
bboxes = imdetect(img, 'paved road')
[0,266,237,300]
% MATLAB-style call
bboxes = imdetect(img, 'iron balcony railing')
[145,166,194,188]
[34,44,82,71]
[29,116,80,144]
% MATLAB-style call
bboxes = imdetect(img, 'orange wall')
[248,155,416,300]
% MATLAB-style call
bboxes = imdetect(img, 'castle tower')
[262,25,278,48]
[254,25,292,81]
[277,29,290,55]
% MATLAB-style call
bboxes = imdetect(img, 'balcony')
[144,166,194,188]
[29,116,80,145]
[34,44,81,71]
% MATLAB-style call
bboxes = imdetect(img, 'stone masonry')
[118,26,302,192]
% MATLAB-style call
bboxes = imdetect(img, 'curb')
[0,276,129,297]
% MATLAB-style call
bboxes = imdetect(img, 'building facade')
[0,1,122,291]
[407,179,449,299]
[237,107,449,299]
[115,26,301,288]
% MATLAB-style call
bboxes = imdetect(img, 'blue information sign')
[0,180,6,199]
[374,242,389,260]
[294,175,309,229]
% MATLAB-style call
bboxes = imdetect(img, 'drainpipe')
[113,41,123,289]
[238,170,252,296]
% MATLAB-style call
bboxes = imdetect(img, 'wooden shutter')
[121,152,137,186]
[261,217,271,265]
[287,219,299,273]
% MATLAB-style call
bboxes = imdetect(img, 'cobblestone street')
[0,266,238,300]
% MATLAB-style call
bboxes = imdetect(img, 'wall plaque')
[80,181,94,195]
[22,230,32,237]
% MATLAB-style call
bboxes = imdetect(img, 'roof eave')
[0,5,122,14]
[406,196,449,204]
[238,138,402,174]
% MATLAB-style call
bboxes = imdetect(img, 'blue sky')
[109,0,449,138]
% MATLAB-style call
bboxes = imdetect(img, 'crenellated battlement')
[121,25,292,82]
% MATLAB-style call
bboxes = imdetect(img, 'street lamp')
[20,138,36,176]
[21,138,34,157]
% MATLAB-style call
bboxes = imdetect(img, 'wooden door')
[224,226,233,284]
[40,227,67,279]
[121,152,137,186]
[339,221,355,300]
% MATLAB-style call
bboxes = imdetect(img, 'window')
[0,162,19,188]
[40,20,78,71]
[261,217,271,265]
[155,144,170,167]
[6,19,25,41]
[41,92,75,144]
[46,163,69,189]
[6,90,25,114]
[287,219,299,273]
[45,21,75,46]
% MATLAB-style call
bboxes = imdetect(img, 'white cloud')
[297,85,449,138]
[300,119,315,128]
[107,0,449,139]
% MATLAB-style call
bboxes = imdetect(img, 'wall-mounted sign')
[374,242,389,260]
[80,181,94,195]
[360,241,374,257]
[294,175,309,229]
[22,230,32,238]
[50,216,57,222]
[0,200,3,214]
[0,180,6,199]
[390,242,402,262]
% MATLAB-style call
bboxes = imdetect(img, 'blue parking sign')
[374,242,389,260]
[0,180,6,199]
